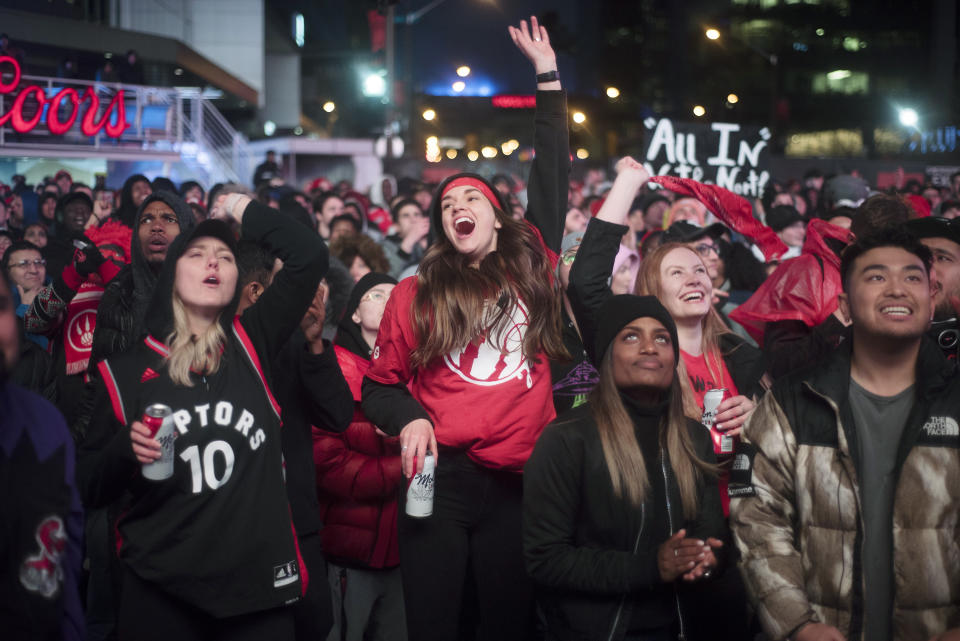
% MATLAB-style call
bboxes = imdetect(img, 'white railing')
[0,71,251,184]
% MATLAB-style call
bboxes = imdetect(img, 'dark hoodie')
[77,200,328,618]
[87,190,195,371]
[114,174,151,228]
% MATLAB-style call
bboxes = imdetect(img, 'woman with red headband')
[361,17,568,641]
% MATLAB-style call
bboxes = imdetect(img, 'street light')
[323,101,336,113]
[467,150,479,161]
[705,28,720,41]
[898,107,918,127]
[362,72,387,97]
[426,135,439,146]
[422,108,436,121]
[693,105,706,117]
[727,93,739,104]
[576,148,589,159]
[481,146,497,158]
[446,149,458,159]
[452,80,466,93]
[572,111,586,124]
[606,86,620,99]
[457,65,471,77]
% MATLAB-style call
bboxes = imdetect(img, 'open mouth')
[881,305,911,316]
[454,217,475,236]
[203,276,220,285]
[149,238,167,250]
[681,292,705,302]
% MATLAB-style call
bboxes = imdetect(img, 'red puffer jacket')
[312,345,403,569]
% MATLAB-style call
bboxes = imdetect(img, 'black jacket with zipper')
[523,400,727,641]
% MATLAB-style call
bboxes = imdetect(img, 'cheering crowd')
[2,16,959,641]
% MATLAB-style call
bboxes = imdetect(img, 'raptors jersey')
[366,277,556,471]
[95,317,303,618]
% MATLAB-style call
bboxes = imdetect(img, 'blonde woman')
[78,193,327,641]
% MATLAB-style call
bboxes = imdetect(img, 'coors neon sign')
[0,56,128,138]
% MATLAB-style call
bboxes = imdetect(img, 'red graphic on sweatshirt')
[19,516,66,599]
[443,300,532,388]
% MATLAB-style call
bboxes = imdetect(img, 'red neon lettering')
[48,87,80,135]
[0,55,128,138]
[491,95,536,109]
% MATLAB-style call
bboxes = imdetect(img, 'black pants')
[117,566,295,641]
[292,532,333,641]
[398,449,534,641]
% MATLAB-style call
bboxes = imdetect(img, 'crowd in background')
[3,17,960,641]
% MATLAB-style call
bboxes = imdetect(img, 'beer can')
[141,404,176,481]
[405,452,435,518]
[702,388,734,456]
[701,388,726,428]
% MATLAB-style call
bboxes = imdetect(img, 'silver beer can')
[405,452,435,518]
[141,404,176,481]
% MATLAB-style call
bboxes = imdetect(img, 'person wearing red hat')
[361,17,569,641]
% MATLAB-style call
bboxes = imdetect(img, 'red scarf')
[62,282,103,375]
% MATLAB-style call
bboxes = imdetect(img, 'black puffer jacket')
[88,190,195,370]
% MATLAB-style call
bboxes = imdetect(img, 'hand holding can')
[135,404,176,480]
[405,452,435,518]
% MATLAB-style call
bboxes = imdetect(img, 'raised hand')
[508,16,558,77]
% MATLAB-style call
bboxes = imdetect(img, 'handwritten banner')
[642,117,771,198]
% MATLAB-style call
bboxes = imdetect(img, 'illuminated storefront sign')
[0,56,128,138]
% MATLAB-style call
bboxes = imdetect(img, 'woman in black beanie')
[523,295,726,641]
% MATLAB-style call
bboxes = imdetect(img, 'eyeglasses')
[9,258,46,269]
[693,243,719,257]
[359,290,389,305]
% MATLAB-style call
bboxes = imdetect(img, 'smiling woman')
[359,16,570,641]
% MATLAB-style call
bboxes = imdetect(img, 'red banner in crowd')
[0,55,128,138]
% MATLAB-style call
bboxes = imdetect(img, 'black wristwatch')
[536,70,559,83]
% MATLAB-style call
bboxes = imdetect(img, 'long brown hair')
[410,208,567,369]
[635,242,734,419]
[590,346,715,518]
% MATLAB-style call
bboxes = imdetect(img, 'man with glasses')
[2,241,48,349]
[907,216,960,361]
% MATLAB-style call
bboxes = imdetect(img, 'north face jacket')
[729,338,960,641]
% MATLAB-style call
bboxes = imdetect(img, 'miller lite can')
[702,388,734,455]
[405,452,435,518]
[141,404,175,481]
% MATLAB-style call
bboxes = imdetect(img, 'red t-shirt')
[681,349,739,515]
[365,277,556,472]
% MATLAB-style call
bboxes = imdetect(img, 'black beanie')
[344,272,398,321]
[593,295,680,365]
[337,272,398,359]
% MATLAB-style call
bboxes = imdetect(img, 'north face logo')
[922,417,960,437]
[732,453,751,471]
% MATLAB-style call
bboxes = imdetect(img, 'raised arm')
[509,17,569,252]
[567,159,649,364]
[213,194,328,368]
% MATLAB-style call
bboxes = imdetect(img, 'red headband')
[441,177,500,209]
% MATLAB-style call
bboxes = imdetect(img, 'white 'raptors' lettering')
[443,299,533,389]
[167,402,266,451]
